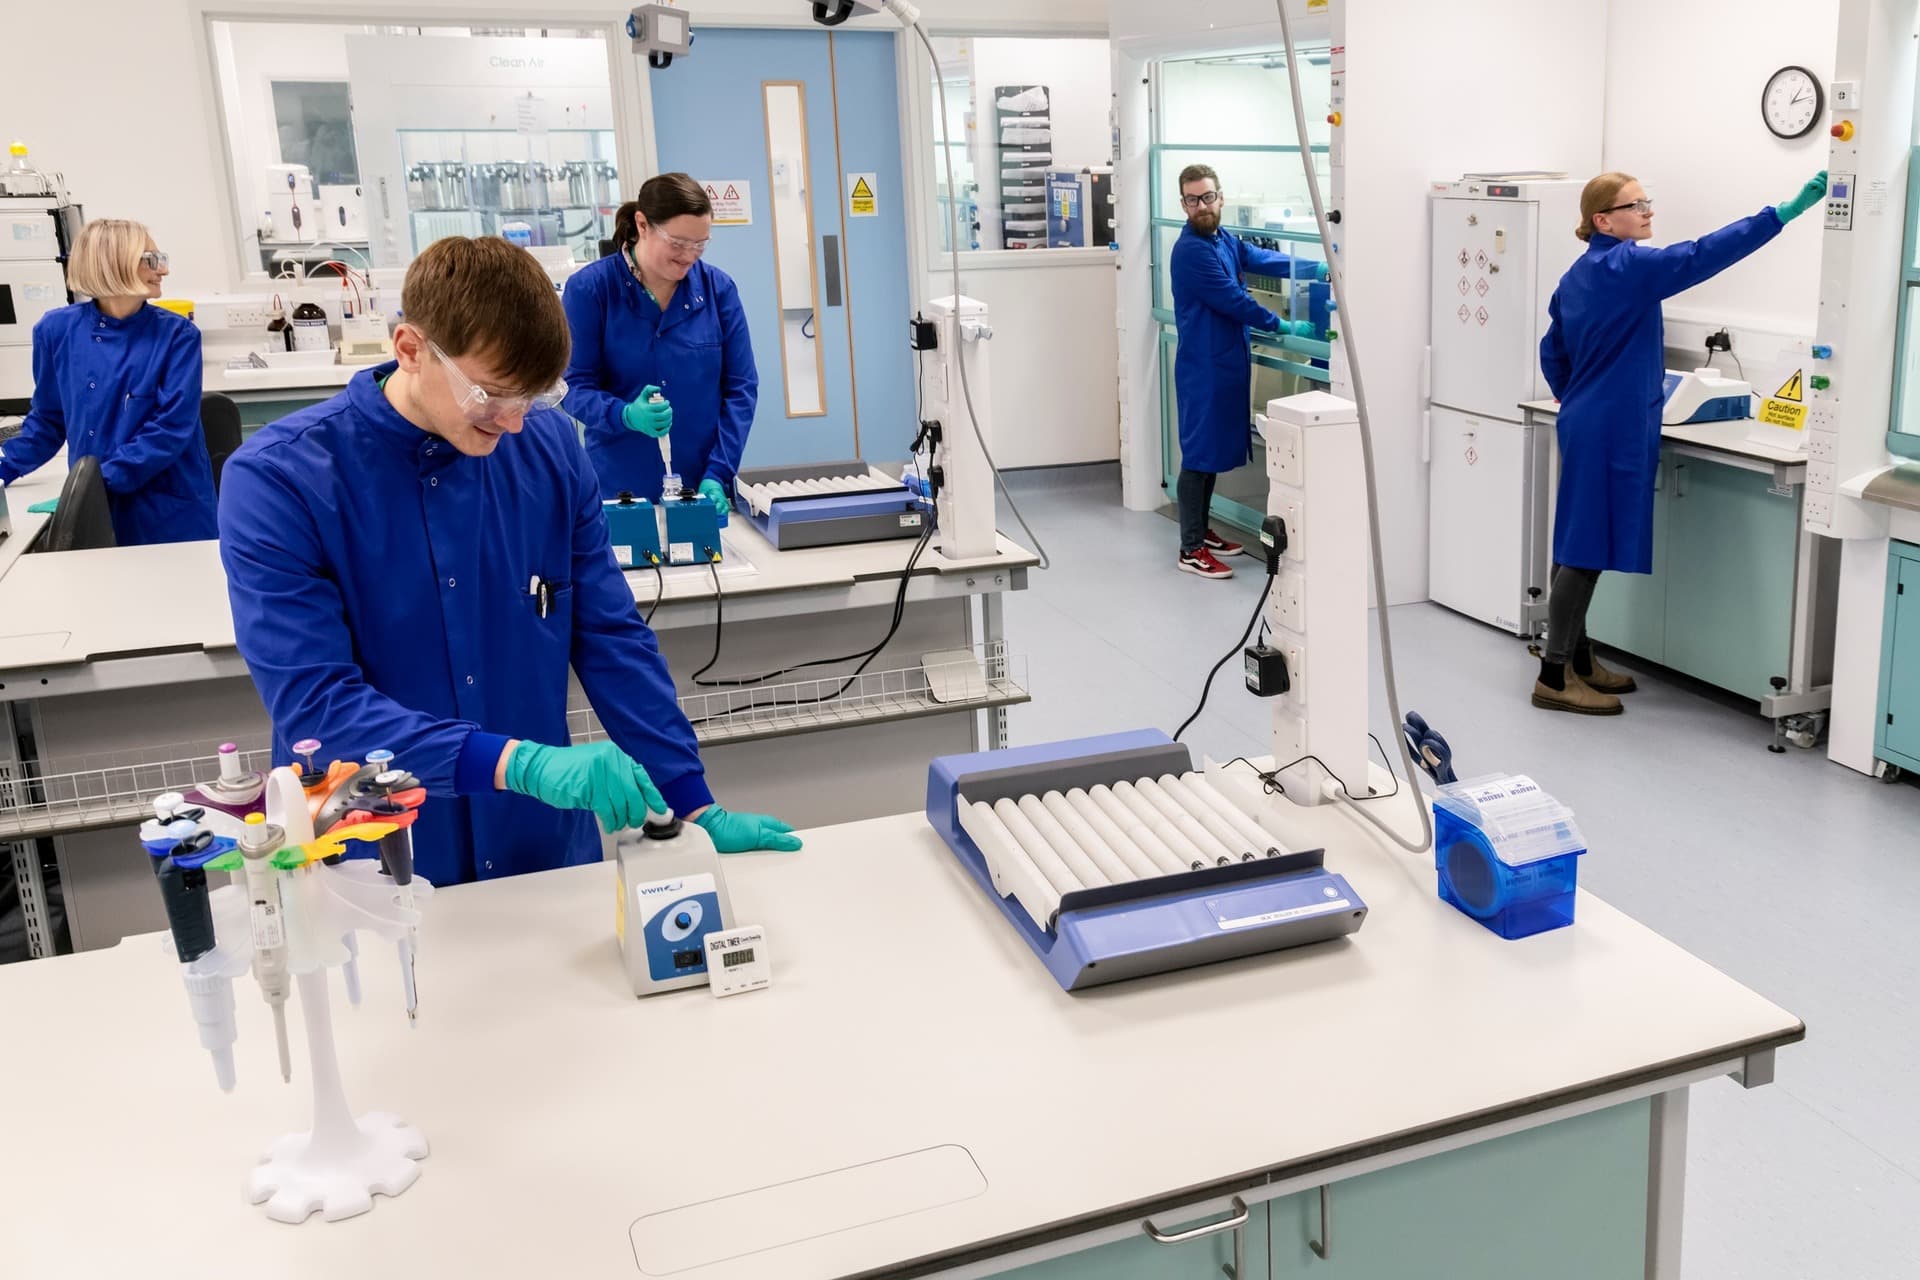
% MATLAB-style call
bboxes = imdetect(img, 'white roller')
[993,797,1084,897]
[1090,783,1188,876]
[1185,773,1289,857]
[1161,773,1265,862]
[1017,794,1107,887]
[1065,787,1163,880]
[1134,777,1236,866]
[959,800,1059,929]
[1111,780,1214,872]
[1041,791,1136,883]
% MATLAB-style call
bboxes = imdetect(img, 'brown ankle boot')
[1532,671,1624,716]
[1575,652,1637,694]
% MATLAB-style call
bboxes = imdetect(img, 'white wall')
[1603,0,1840,342]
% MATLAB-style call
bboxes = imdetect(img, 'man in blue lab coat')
[1533,169,1827,715]
[1168,164,1322,580]
[218,236,799,886]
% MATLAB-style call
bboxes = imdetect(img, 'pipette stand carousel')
[145,753,434,1224]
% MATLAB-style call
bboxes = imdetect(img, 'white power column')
[1258,391,1370,806]
[923,295,999,560]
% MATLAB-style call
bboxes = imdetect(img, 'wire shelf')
[0,647,1027,840]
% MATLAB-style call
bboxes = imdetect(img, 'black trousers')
[1176,468,1217,554]
[1545,563,1601,664]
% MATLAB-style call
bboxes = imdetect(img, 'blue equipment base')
[927,730,1367,991]
[735,461,931,551]
[603,493,724,568]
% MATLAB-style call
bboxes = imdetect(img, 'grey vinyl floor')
[997,463,1920,1279]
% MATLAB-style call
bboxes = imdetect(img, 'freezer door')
[1428,406,1534,635]
[0,259,68,346]
[1430,196,1545,419]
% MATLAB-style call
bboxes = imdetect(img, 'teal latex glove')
[694,804,802,854]
[504,740,667,833]
[1314,261,1331,282]
[27,498,57,514]
[697,477,731,515]
[1284,319,1318,338]
[1775,171,1829,224]
[621,385,673,438]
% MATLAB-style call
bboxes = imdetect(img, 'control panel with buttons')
[1826,173,1856,231]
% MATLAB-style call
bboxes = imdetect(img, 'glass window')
[1891,147,1920,459]
[211,21,625,279]
[924,36,1114,255]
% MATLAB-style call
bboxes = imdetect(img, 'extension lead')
[1271,0,1432,857]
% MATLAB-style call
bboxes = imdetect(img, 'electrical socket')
[217,304,274,330]
[1276,497,1306,562]
[1274,569,1307,633]
[1806,494,1834,527]
[1808,432,1837,462]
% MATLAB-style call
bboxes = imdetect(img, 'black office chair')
[200,393,243,496]
[41,454,115,552]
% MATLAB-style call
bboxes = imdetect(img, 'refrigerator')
[1426,176,1582,636]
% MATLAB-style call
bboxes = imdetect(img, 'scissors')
[1402,712,1457,785]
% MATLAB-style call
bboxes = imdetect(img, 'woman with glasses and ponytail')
[0,218,216,545]
[562,173,758,517]
[1531,169,1829,716]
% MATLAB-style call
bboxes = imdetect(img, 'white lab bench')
[1521,401,1835,741]
[0,438,67,577]
[0,782,1801,1279]
[0,521,1035,955]
[201,358,359,428]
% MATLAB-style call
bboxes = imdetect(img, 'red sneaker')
[1178,547,1235,579]
[1203,529,1245,557]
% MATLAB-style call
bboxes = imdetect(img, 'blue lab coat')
[561,254,759,501]
[1539,212,1782,573]
[0,301,216,545]
[217,365,714,887]
[1169,224,1295,475]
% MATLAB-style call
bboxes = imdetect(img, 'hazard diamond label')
[1457,304,1471,323]
[1475,250,1489,270]
[1476,278,1490,296]
[1476,306,1490,326]
[1458,277,1470,295]
[1458,249,1470,267]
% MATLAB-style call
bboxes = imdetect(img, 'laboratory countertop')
[1519,399,1810,467]
[203,358,360,396]
[0,781,1803,1279]
[0,444,67,582]
[0,518,1036,678]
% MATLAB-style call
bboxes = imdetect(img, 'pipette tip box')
[1432,775,1586,940]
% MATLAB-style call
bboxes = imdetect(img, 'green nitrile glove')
[27,498,57,514]
[1775,171,1829,224]
[622,385,673,438]
[504,740,667,834]
[1315,261,1331,282]
[694,804,802,854]
[697,477,731,515]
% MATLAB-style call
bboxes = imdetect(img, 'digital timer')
[704,925,770,997]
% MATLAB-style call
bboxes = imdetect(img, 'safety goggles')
[1180,191,1222,210]
[428,339,568,421]
[139,250,170,270]
[652,227,710,256]
[1603,198,1654,216]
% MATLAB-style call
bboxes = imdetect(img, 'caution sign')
[700,180,752,226]
[847,172,878,218]
[1307,0,1328,8]
[1759,368,1808,431]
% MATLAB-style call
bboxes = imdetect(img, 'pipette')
[656,396,682,502]
[238,814,294,1083]
[151,833,240,1092]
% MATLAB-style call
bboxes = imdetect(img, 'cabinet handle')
[1309,1184,1332,1260]
[1142,1197,1248,1244]
[1675,463,1688,499]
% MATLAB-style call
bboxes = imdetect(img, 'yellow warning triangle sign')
[1775,370,1804,402]
[851,176,874,200]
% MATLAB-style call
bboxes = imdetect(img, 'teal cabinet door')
[1662,458,1797,700]
[1267,1101,1650,1279]
[992,1200,1265,1280]
[1583,458,1671,662]
[1880,549,1920,767]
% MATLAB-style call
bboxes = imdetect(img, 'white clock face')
[1764,67,1821,138]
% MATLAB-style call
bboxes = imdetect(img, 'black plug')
[1244,645,1290,697]
[927,464,946,498]
[909,315,939,351]
[1705,328,1733,353]
[1259,515,1288,576]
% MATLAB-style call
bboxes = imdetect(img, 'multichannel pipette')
[238,813,294,1082]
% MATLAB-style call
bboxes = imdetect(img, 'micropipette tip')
[273,1008,292,1083]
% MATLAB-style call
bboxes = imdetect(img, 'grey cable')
[1272,3,1432,856]
[914,21,1051,570]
